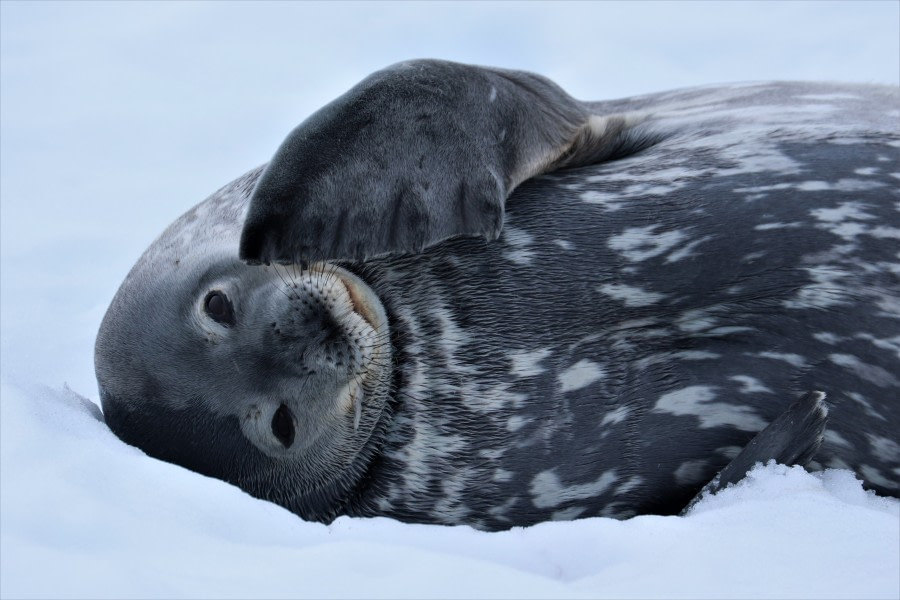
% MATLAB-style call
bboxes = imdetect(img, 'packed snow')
[2,2,898,599]
[2,382,897,599]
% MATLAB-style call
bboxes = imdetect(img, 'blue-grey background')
[2,0,898,399]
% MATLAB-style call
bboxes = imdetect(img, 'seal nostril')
[271,404,295,448]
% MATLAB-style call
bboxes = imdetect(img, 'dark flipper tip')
[681,391,828,515]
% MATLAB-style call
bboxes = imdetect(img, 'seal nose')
[290,309,358,381]
[271,403,295,448]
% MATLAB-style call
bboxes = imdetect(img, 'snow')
[2,2,898,599]
[2,382,897,599]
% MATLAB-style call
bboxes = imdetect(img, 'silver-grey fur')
[97,60,900,530]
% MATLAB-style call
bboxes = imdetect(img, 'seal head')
[96,192,392,521]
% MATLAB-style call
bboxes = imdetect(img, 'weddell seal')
[95,60,900,529]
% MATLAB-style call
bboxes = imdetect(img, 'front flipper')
[240,59,651,264]
[680,391,829,515]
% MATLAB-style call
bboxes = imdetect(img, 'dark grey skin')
[97,60,899,530]
[239,60,644,264]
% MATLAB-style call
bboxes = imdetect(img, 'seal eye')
[272,404,295,449]
[204,291,234,325]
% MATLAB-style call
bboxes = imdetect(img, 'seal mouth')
[336,380,365,431]
[268,262,389,433]
[334,269,385,332]
[298,263,387,333]
[325,266,390,432]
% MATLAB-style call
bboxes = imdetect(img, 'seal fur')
[96,60,900,530]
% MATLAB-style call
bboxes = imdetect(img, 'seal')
[96,59,900,530]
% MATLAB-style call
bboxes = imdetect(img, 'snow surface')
[2,2,899,599]
[2,382,898,599]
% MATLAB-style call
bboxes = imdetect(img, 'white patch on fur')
[600,406,630,427]
[653,386,767,431]
[493,469,513,483]
[736,183,793,194]
[859,465,899,490]
[502,224,536,265]
[784,267,852,309]
[530,469,618,509]
[814,331,845,344]
[871,226,900,239]
[383,416,469,499]
[432,468,475,523]
[667,236,713,262]
[716,446,743,460]
[866,434,900,462]
[754,222,804,230]
[675,308,719,332]
[506,415,529,432]
[798,180,832,192]
[811,201,876,223]
[598,283,666,307]
[829,353,900,388]
[478,448,505,460]
[755,351,809,368]
[848,392,888,422]
[674,460,710,485]
[855,333,900,360]
[824,430,853,449]
[580,190,626,211]
[487,497,519,521]
[614,475,645,496]
[730,375,773,394]
[466,382,527,414]
[558,359,605,393]
[509,348,553,378]
[608,225,688,262]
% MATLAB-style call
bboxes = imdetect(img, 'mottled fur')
[97,61,899,530]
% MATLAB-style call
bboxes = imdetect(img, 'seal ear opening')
[239,59,660,265]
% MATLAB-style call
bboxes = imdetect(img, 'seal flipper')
[680,391,829,515]
[240,59,652,264]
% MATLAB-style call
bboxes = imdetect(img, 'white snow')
[2,381,897,599]
[2,2,899,599]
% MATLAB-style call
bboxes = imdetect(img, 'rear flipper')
[680,391,829,515]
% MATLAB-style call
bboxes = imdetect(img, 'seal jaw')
[332,265,389,334]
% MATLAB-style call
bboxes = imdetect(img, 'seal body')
[351,92,900,526]
[96,61,900,530]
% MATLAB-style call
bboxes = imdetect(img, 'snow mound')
[2,382,897,599]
